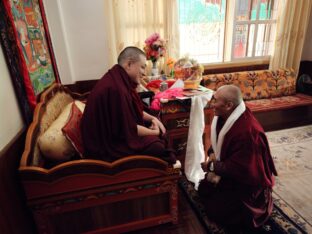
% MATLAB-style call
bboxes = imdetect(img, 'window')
[178,0,278,64]
[179,0,226,63]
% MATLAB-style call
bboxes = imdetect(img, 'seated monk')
[81,46,177,165]
[199,85,277,231]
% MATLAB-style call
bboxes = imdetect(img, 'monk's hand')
[152,118,166,135]
[201,161,209,172]
[149,122,160,136]
[206,172,221,185]
[153,126,160,136]
[208,153,216,163]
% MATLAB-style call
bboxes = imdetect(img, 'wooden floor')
[125,188,208,234]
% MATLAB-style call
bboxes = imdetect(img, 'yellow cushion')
[38,101,85,161]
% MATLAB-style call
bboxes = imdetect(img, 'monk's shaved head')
[118,47,146,65]
[217,85,243,107]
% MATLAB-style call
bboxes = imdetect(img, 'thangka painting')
[0,0,59,124]
[9,0,56,95]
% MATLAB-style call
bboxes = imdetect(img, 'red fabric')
[199,107,277,228]
[3,0,36,109]
[81,65,176,163]
[62,102,84,158]
[146,79,176,90]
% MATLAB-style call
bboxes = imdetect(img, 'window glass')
[233,0,278,59]
[259,0,274,20]
[234,24,248,58]
[178,0,226,63]
[247,24,255,57]
[255,23,275,56]
[178,0,278,63]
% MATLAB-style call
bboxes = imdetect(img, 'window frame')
[230,0,277,61]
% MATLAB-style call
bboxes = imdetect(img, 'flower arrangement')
[143,33,166,64]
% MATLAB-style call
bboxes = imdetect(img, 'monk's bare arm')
[142,111,155,121]
[137,125,160,136]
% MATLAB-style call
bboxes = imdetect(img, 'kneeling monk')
[199,85,277,230]
[81,46,176,164]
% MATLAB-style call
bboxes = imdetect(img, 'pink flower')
[143,33,166,62]
[145,33,160,45]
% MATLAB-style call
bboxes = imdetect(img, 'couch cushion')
[202,69,297,100]
[62,101,85,158]
[38,101,85,161]
[246,94,312,113]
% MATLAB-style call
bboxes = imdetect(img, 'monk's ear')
[126,60,132,68]
[123,60,132,71]
[226,101,234,110]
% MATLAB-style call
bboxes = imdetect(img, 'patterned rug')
[267,125,312,233]
[180,125,312,234]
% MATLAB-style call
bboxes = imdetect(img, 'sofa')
[19,83,180,234]
[202,68,312,130]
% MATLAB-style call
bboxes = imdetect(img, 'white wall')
[302,9,312,61]
[43,0,110,84]
[0,47,24,151]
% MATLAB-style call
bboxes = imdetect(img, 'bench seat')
[202,69,312,130]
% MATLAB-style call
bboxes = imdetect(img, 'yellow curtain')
[270,0,312,74]
[103,0,180,71]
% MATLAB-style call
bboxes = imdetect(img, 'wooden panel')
[162,112,190,131]
[48,193,169,234]
[168,130,188,165]
[65,79,98,94]
[0,130,35,234]
[161,107,214,166]
[203,63,269,75]
[254,105,312,131]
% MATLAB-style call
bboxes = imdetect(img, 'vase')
[151,61,158,76]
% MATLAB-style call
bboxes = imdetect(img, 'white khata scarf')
[211,101,246,161]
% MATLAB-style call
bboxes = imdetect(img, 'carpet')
[180,125,312,234]
[267,125,312,233]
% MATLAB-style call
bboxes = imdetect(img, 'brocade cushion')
[202,69,296,100]
[62,102,85,158]
[38,101,85,161]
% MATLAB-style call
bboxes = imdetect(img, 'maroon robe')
[81,64,176,163]
[198,107,277,229]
